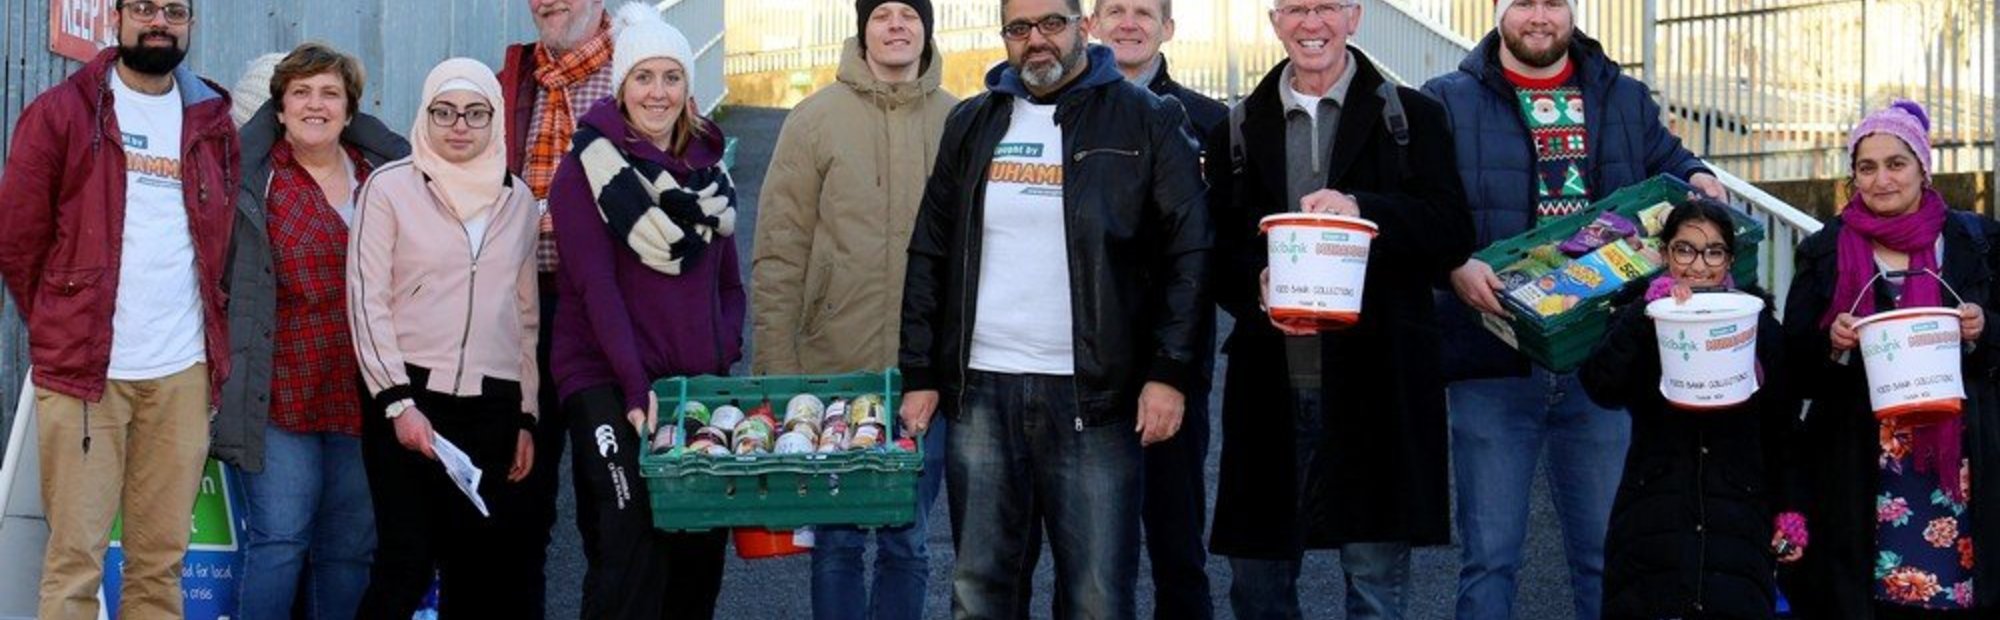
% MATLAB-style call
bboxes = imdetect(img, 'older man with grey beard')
[897,0,1210,616]
[497,0,615,613]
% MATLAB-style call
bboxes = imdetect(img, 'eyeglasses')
[1002,14,1082,40]
[1669,242,1731,267]
[120,1,193,25]
[427,106,494,129]
[1274,2,1359,22]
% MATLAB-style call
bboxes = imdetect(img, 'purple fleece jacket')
[548,97,746,410]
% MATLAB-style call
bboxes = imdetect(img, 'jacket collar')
[836,36,945,109]
[577,95,725,174]
[1240,46,1391,206]
[1461,29,1619,100]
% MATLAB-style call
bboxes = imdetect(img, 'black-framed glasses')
[1274,2,1359,21]
[1002,14,1082,40]
[120,1,193,25]
[1669,242,1731,267]
[427,106,494,129]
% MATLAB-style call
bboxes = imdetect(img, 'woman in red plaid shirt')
[214,42,410,619]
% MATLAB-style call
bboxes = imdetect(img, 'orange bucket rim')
[1259,213,1379,235]
[1853,307,1962,330]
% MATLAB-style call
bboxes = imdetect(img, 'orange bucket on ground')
[1260,213,1379,331]
[733,528,807,559]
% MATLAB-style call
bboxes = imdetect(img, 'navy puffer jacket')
[1422,30,1710,380]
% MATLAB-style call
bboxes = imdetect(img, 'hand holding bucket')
[1845,269,1974,425]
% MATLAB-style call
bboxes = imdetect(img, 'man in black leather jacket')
[894,0,1209,615]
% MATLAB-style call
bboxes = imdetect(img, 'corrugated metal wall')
[0,0,733,454]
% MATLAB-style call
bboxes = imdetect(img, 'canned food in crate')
[709,404,746,432]
[849,394,886,426]
[849,422,886,450]
[787,394,826,425]
[775,430,815,454]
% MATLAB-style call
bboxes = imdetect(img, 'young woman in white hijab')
[346,57,543,619]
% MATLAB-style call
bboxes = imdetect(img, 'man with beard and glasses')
[1203,1,1472,619]
[1420,1,1724,618]
[497,0,614,610]
[897,0,1209,616]
[0,0,239,618]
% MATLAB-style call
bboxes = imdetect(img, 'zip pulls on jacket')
[422,176,508,396]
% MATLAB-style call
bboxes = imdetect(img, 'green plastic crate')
[1471,175,1767,373]
[637,370,923,532]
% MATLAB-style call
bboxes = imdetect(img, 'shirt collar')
[1280,49,1357,113]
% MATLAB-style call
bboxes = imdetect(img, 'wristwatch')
[385,399,416,420]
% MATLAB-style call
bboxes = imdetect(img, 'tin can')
[651,425,680,454]
[709,405,746,432]
[816,424,849,453]
[678,400,712,427]
[775,430,815,454]
[848,423,886,451]
[786,394,826,426]
[848,394,886,426]
[822,399,848,426]
[687,436,721,455]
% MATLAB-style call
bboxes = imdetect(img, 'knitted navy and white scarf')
[573,126,737,275]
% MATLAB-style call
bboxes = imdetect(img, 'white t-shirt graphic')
[969,99,1075,375]
[107,73,206,380]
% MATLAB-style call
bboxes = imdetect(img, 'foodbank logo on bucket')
[1662,329,1699,361]
[1274,232,1310,264]
[1863,330,1902,362]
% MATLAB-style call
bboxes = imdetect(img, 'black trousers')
[357,365,533,619]
[503,289,567,616]
[566,384,728,620]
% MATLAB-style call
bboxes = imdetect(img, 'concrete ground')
[538,106,1584,620]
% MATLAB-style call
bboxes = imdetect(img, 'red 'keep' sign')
[49,0,118,62]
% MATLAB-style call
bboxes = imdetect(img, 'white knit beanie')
[610,2,696,91]
[1496,0,1583,30]
[230,53,286,128]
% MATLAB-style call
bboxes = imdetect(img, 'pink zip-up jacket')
[345,159,540,418]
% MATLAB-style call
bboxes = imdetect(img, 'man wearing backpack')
[1203,1,1472,618]
[1421,2,1723,618]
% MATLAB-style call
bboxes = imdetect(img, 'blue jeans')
[948,371,1142,620]
[811,415,949,620]
[1448,368,1629,620]
[1228,542,1411,620]
[237,426,376,620]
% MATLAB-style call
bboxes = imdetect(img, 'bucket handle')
[1844,268,1968,318]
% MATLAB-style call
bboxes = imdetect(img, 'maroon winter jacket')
[0,47,239,402]
[499,42,541,177]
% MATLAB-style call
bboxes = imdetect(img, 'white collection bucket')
[1848,269,1968,426]
[1647,292,1765,409]
[1260,213,1378,331]
[1855,307,1966,424]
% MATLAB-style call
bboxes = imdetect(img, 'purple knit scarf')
[1821,188,1964,501]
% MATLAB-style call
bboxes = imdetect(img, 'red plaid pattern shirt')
[264,141,371,435]
[526,60,614,273]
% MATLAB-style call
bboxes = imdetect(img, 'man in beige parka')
[749,1,956,618]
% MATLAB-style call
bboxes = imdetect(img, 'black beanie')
[857,0,936,50]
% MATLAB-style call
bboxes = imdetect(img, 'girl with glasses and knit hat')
[1782,99,2000,619]
[346,58,544,619]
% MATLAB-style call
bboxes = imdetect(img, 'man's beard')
[120,34,187,76]
[1016,34,1084,91]
[1502,28,1571,69]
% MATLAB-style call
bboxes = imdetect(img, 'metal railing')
[1387,0,1996,192]
[661,0,731,115]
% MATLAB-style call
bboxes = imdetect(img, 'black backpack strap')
[1378,81,1411,181]
[1953,209,1993,255]
[1228,100,1248,176]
